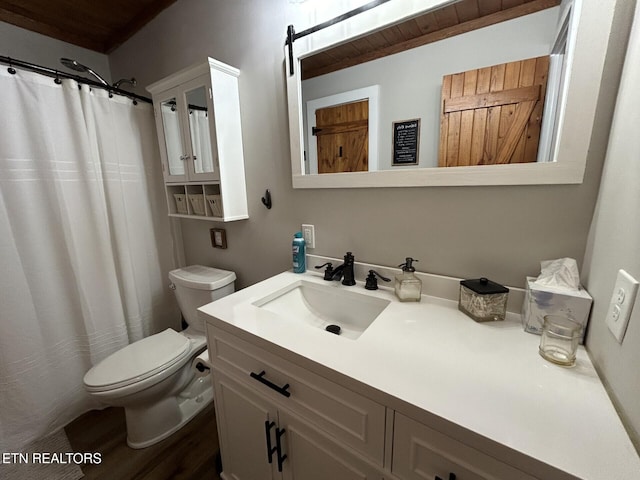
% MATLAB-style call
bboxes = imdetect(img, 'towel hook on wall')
[261,189,272,209]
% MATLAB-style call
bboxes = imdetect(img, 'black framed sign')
[392,119,420,166]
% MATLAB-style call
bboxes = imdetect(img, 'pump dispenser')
[395,257,422,302]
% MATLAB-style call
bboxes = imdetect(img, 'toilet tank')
[168,265,236,332]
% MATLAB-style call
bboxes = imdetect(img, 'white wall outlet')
[302,224,315,249]
[606,269,639,343]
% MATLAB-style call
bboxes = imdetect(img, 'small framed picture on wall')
[210,228,228,249]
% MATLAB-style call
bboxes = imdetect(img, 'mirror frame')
[286,0,617,188]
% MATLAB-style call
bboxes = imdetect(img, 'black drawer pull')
[265,420,276,464]
[275,427,287,472]
[250,370,291,398]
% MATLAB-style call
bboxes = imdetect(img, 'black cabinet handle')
[250,370,291,398]
[275,427,287,472]
[435,474,456,480]
[264,420,276,464]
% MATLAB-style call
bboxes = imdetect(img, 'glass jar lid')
[460,277,509,295]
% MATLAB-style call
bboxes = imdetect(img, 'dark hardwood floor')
[65,403,222,480]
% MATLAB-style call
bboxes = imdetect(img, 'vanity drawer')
[392,413,539,480]
[207,325,386,465]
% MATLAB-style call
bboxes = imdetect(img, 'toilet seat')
[84,329,191,393]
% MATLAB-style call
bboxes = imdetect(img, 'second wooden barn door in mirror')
[439,56,549,167]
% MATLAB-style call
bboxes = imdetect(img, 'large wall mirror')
[286,0,619,188]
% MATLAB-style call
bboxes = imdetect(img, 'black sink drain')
[325,324,341,335]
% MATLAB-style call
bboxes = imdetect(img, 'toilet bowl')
[83,265,235,448]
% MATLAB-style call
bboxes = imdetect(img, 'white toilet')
[83,265,235,448]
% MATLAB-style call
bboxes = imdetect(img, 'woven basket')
[173,194,188,214]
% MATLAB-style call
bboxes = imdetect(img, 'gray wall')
[109,0,639,444]
[583,0,640,446]
[109,0,626,289]
[1,22,111,83]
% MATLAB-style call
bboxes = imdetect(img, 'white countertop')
[199,270,640,480]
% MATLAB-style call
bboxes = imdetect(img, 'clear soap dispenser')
[395,257,422,302]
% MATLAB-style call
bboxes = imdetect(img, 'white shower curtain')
[0,68,180,452]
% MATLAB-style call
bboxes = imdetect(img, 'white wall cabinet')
[147,58,248,222]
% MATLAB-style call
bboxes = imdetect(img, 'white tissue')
[533,258,581,290]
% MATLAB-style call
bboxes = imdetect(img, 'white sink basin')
[253,280,390,340]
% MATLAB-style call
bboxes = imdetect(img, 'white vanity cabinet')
[207,325,387,480]
[147,58,248,221]
[392,413,539,480]
[207,324,543,480]
[213,370,383,480]
[201,270,640,480]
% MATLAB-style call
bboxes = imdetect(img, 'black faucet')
[316,252,356,285]
[337,252,356,286]
[327,264,344,281]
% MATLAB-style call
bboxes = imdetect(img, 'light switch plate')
[302,224,315,249]
[606,269,639,343]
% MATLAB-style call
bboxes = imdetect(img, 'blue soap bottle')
[292,232,306,273]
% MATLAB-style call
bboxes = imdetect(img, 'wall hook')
[7,58,16,75]
[54,71,62,85]
[261,189,272,209]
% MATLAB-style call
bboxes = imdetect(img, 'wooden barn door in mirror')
[314,100,369,173]
[439,56,549,167]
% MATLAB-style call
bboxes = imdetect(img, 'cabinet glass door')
[185,85,217,178]
[160,97,186,176]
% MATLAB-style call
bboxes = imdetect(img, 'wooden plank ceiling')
[0,0,178,53]
[302,0,560,80]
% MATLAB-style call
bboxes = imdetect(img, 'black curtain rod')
[0,55,152,104]
[285,0,393,75]
[164,99,208,112]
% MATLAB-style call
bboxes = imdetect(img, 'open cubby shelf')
[166,183,238,221]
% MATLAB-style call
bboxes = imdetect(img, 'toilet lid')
[84,329,191,392]
[169,265,236,290]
